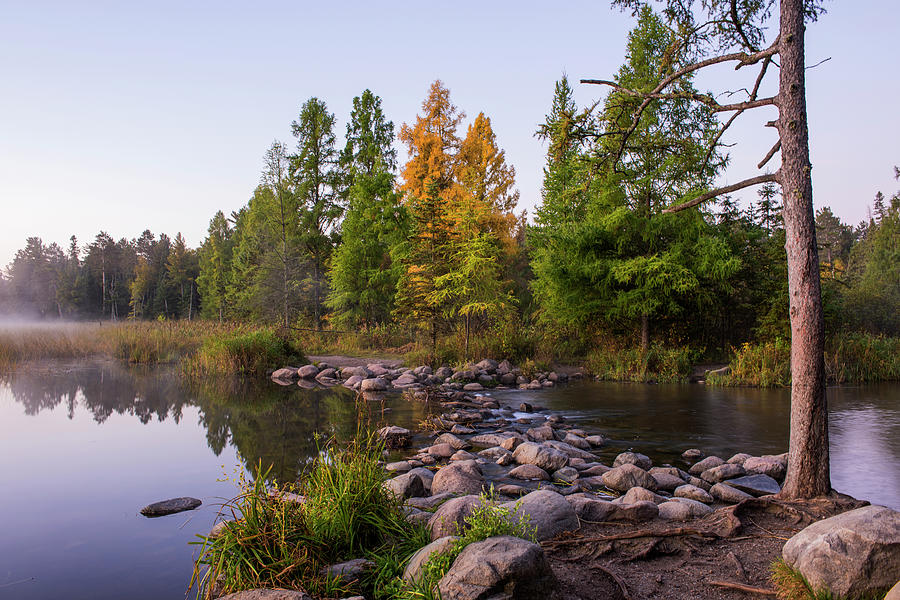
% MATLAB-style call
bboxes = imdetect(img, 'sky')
[1,1,897,267]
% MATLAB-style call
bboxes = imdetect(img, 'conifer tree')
[197,211,234,321]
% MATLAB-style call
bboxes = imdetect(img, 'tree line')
[2,14,898,357]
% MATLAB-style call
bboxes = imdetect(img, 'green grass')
[191,434,428,599]
[770,559,889,600]
[182,327,305,376]
[585,342,697,383]
[387,491,537,600]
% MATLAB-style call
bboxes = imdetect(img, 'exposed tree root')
[708,579,777,596]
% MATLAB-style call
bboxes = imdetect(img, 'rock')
[682,448,704,461]
[431,460,485,496]
[689,455,725,476]
[601,464,659,493]
[743,456,786,480]
[687,476,712,491]
[499,436,521,451]
[341,366,371,379]
[563,433,590,450]
[271,367,298,380]
[553,466,579,484]
[428,495,483,539]
[727,452,752,465]
[406,492,454,511]
[435,433,471,450]
[437,536,556,600]
[478,446,512,462]
[385,461,411,473]
[297,364,319,379]
[384,472,426,499]
[652,472,687,492]
[393,373,418,386]
[701,463,745,483]
[526,425,555,442]
[581,464,611,477]
[463,382,484,391]
[674,484,714,504]
[543,440,598,461]
[613,451,652,470]
[450,450,477,462]
[497,483,527,497]
[886,580,900,600]
[475,358,499,372]
[367,363,390,376]
[427,443,456,459]
[403,535,460,583]
[216,590,312,600]
[509,464,550,480]
[609,501,659,522]
[782,505,900,598]
[671,497,714,517]
[378,425,411,449]
[435,366,454,379]
[723,474,781,497]
[359,377,388,392]
[470,432,517,447]
[710,482,753,504]
[658,500,693,521]
[501,489,580,541]
[322,558,375,583]
[497,359,512,373]
[585,435,606,447]
[498,373,516,385]
[140,497,201,517]
[315,368,337,380]
[512,442,569,472]
[453,369,476,382]
[451,424,476,435]
[567,494,618,522]
[477,374,494,385]
[622,486,666,505]
[407,467,435,493]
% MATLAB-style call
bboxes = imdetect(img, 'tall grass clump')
[708,339,791,387]
[0,323,100,368]
[98,321,236,363]
[586,342,696,383]
[825,333,900,383]
[183,328,304,376]
[192,435,427,599]
[386,492,536,600]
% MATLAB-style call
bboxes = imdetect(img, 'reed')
[585,343,696,383]
[182,327,305,376]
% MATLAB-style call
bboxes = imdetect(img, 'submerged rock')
[140,497,201,517]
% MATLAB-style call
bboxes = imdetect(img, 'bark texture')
[777,0,830,499]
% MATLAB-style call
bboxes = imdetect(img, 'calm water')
[0,362,898,599]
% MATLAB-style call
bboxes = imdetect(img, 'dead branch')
[542,526,718,547]
[713,96,777,112]
[758,140,782,169]
[726,551,749,582]
[708,580,777,596]
[596,564,633,600]
[662,172,779,214]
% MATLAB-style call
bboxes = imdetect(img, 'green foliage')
[183,328,304,376]
[197,211,234,321]
[708,339,792,387]
[586,342,696,382]
[770,558,889,600]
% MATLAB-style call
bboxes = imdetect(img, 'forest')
[2,10,898,381]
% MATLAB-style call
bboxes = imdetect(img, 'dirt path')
[307,354,404,369]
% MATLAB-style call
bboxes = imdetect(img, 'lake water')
[1,361,898,599]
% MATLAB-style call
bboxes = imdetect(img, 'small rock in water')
[723,474,781,496]
[140,497,202,517]
[681,448,704,461]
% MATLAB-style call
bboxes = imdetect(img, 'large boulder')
[512,442,568,472]
[783,505,900,598]
[431,460,485,496]
[403,535,460,583]
[407,467,435,494]
[601,464,658,492]
[501,489,579,541]
[428,495,483,539]
[437,536,556,600]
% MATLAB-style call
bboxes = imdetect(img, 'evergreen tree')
[197,211,234,321]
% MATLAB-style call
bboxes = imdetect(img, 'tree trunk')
[465,313,470,361]
[777,0,831,500]
[640,314,650,352]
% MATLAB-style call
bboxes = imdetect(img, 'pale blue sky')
[1,1,897,266]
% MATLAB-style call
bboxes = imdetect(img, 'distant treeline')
[3,11,898,358]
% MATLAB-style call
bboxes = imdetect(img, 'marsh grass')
[770,559,889,600]
[585,343,696,383]
[192,434,427,599]
[182,327,304,376]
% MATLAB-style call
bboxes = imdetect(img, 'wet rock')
[585,435,606,447]
[271,367,298,380]
[435,433,471,450]
[499,436,522,451]
[478,446,512,462]
[543,440,597,461]
[469,432,517,447]
[428,495,483,539]
[501,489,580,541]
[613,452,652,470]
[701,463,745,483]
[783,505,900,598]
[359,377,388,392]
[437,536,556,600]
[581,464,611,477]
[403,535,460,583]
[567,494,617,522]
[450,450,477,462]
[322,558,375,584]
[451,424,476,435]
[378,425,411,449]
[497,483,527,497]
[621,486,666,505]
[405,491,454,511]
[727,452,752,465]
[384,472,426,500]
[723,474,781,497]
[427,443,455,459]
[674,484,713,504]
[512,442,569,473]
[140,497,201,517]
[553,466,579,484]
[463,383,484,392]
[682,448,704,461]
[385,461,411,473]
[431,460,485,496]
[526,425,554,442]
[509,464,550,480]
[743,456,786,480]
[601,464,658,493]
[710,482,753,504]
[297,364,319,379]
[609,500,659,522]
[652,472,687,492]
[393,373,418,386]
[563,433,590,450]
[689,455,725,476]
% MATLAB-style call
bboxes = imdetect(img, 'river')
[0,360,897,599]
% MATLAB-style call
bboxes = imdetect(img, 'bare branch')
[807,56,832,70]
[713,96,777,112]
[662,172,779,214]
[757,140,782,169]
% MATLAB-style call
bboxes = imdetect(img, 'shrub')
[586,343,696,383]
[183,328,304,376]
